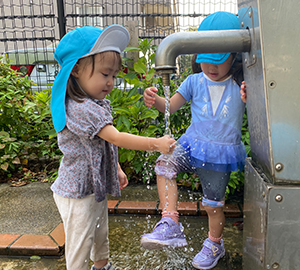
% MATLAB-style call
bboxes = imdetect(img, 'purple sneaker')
[192,238,225,269]
[140,217,188,249]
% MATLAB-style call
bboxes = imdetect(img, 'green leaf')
[134,60,147,74]
[124,46,140,52]
[139,109,159,120]
[120,115,131,131]
[113,107,131,115]
[124,72,138,80]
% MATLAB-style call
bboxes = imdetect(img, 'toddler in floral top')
[50,25,175,270]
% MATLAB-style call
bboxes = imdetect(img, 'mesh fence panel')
[0,0,238,88]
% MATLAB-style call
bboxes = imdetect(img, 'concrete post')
[125,21,139,70]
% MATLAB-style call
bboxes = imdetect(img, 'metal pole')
[56,0,66,39]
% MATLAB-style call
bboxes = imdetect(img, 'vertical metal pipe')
[56,0,66,39]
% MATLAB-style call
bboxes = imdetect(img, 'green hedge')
[0,39,250,198]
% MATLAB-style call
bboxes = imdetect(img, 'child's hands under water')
[156,135,176,155]
[240,81,247,103]
[144,87,158,108]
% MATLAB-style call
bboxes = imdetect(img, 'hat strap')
[74,77,90,98]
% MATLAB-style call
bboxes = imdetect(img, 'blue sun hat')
[196,11,239,64]
[51,25,130,133]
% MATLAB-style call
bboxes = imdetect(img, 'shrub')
[0,56,59,178]
[0,38,249,199]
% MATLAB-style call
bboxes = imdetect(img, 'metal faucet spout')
[155,29,251,85]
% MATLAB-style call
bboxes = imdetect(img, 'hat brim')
[84,24,130,58]
[196,52,230,65]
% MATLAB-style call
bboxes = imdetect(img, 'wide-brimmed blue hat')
[196,11,239,65]
[51,25,130,133]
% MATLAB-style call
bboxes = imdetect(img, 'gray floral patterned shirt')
[51,97,120,202]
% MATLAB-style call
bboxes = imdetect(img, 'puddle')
[0,215,242,269]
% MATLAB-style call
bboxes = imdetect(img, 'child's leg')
[91,197,110,269]
[157,175,179,223]
[192,168,230,270]
[204,206,225,243]
[53,193,110,270]
[141,151,190,249]
[198,168,230,240]
[157,175,178,212]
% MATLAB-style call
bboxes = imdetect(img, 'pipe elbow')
[155,29,251,73]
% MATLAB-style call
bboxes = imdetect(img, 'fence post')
[56,0,66,39]
[125,21,139,69]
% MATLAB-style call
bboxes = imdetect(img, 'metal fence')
[1,0,238,51]
[0,0,237,89]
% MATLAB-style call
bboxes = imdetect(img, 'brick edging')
[0,200,243,257]
[0,223,65,257]
[108,200,243,218]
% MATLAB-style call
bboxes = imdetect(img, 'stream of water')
[164,85,172,137]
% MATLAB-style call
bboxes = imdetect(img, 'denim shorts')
[155,146,231,204]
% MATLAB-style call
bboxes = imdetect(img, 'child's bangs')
[99,51,122,70]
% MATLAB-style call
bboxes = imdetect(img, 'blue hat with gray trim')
[196,11,239,65]
[51,25,130,133]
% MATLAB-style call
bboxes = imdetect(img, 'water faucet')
[155,29,251,86]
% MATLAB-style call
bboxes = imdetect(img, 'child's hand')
[156,135,176,155]
[118,164,128,190]
[240,81,247,103]
[144,87,158,108]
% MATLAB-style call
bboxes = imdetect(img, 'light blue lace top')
[177,72,246,172]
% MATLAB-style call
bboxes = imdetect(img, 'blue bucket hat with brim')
[51,25,130,133]
[196,11,239,65]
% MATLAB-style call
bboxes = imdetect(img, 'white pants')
[53,193,109,270]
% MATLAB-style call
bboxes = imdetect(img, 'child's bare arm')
[144,88,186,114]
[240,81,247,103]
[97,124,176,155]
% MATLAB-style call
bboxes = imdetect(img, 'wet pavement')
[0,215,243,270]
[0,182,243,269]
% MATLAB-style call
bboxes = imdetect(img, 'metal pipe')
[155,29,252,85]
[56,0,66,39]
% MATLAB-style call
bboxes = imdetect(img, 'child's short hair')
[191,54,202,74]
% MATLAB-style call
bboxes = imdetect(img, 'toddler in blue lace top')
[141,11,246,270]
